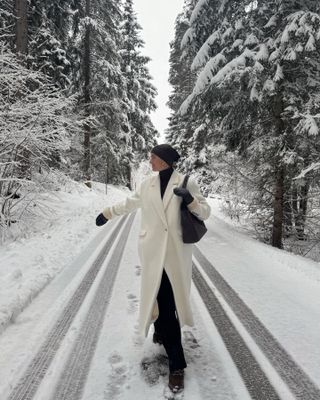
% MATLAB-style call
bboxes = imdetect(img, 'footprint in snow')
[108,351,122,365]
[127,293,138,314]
[105,352,128,399]
[135,265,141,276]
[132,322,144,347]
[140,353,168,386]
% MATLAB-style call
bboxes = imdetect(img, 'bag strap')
[182,175,189,188]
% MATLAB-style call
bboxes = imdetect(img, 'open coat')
[102,170,211,337]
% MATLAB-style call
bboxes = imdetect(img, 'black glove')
[173,187,194,205]
[96,213,108,226]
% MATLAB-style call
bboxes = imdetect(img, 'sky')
[133,0,185,143]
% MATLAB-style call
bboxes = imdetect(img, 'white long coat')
[102,170,211,337]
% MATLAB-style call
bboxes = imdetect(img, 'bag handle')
[182,175,189,188]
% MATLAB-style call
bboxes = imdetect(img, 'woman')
[96,144,211,393]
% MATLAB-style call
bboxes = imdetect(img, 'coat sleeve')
[102,186,142,219]
[186,177,211,221]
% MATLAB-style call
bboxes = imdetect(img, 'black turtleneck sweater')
[159,167,174,199]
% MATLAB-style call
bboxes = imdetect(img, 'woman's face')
[149,153,170,172]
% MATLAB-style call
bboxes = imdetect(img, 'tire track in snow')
[193,246,320,400]
[8,215,129,400]
[51,213,135,400]
[192,265,280,400]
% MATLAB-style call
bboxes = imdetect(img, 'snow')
[191,31,221,70]
[250,86,259,101]
[180,49,253,114]
[294,162,320,179]
[284,48,297,60]
[195,53,227,92]
[265,15,277,28]
[295,42,304,52]
[234,19,244,31]
[305,34,316,51]
[244,33,259,46]
[199,202,320,386]
[302,114,319,136]
[210,49,254,86]
[253,60,264,72]
[281,27,290,43]
[189,0,209,25]
[274,64,284,82]
[218,0,228,14]
[222,27,234,43]
[269,48,280,62]
[231,38,243,50]
[180,27,194,49]
[0,181,128,335]
[194,260,295,400]
[1,182,320,398]
[193,123,206,141]
[255,43,269,61]
[287,19,299,33]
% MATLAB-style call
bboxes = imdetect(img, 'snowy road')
[1,208,320,400]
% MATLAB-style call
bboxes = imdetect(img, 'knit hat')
[151,144,180,166]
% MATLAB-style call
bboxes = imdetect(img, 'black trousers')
[154,270,187,372]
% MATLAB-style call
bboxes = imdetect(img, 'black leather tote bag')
[180,175,207,243]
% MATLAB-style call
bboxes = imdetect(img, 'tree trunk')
[292,185,298,232]
[272,168,284,248]
[283,190,293,237]
[14,0,28,54]
[126,164,132,190]
[14,0,31,178]
[271,93,285,249]
[83,0,91,185]
[295,182,309,240]
[105,165,108,194]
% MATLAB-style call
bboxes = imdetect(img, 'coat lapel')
[149,175,167,226]
[163,170,180,211]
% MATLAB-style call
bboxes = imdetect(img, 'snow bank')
[0,180,128,334]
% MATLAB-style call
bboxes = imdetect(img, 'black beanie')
[151,144,181,166]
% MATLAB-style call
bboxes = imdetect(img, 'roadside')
[0,181,128,334]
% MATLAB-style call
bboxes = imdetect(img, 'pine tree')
[26,0,73,88]
[171,0,320,248]
[67,0,131,185]
[166,1,199,170]
[252,0,320,245]
[120,0,158,160]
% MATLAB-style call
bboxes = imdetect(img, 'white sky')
[133,0,185,143]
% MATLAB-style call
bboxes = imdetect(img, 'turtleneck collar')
[159,167,174,199]
[159,166,174,179]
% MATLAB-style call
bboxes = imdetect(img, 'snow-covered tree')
[0,50,76,227]
[120,0,158,161]
[166,1,200,167]
[171,0,320,248]
[15,0,73,88]
[2,0,157,189]
[28,2,72,87]
[67,0,130,185]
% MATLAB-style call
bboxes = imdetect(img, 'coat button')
[165,228,168,232]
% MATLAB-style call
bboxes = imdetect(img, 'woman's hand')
[96,213,108,226]
[173,187,194,205]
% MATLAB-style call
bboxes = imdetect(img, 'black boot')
[168,369,184,393]
[153,331,163,345]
